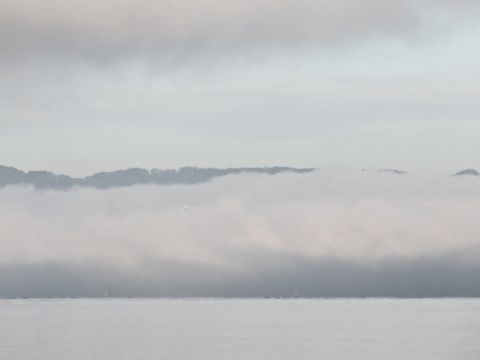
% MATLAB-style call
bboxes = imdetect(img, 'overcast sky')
[1,0,480,175]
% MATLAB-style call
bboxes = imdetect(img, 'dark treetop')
[0,165,314,190]
[452,169,480,177]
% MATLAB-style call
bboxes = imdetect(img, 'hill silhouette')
[0,166,314,190]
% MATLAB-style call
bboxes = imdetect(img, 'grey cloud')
[0,0,465,64]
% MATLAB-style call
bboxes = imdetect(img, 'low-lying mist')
[1,170,479,297]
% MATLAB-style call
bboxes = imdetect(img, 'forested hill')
[0,166,314,190]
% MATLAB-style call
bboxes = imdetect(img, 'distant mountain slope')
[361,168,408,175]
[452,169,479,177]
[0,166,314,190]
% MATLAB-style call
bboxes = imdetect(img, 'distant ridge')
[361,168,408,175]
[0,166,314,190]
[452,169,479,177]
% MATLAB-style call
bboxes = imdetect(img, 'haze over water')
[1,298,479,360]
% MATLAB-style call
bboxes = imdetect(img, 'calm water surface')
[0,298,479,359]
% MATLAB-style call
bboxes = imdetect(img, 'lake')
[0,298,479,359]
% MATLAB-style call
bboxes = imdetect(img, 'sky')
[2,1,480,297]
[1,0,480,175]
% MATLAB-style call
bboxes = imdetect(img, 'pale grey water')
[0,298,479,359]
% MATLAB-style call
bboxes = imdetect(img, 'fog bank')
[1,170,479,297]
